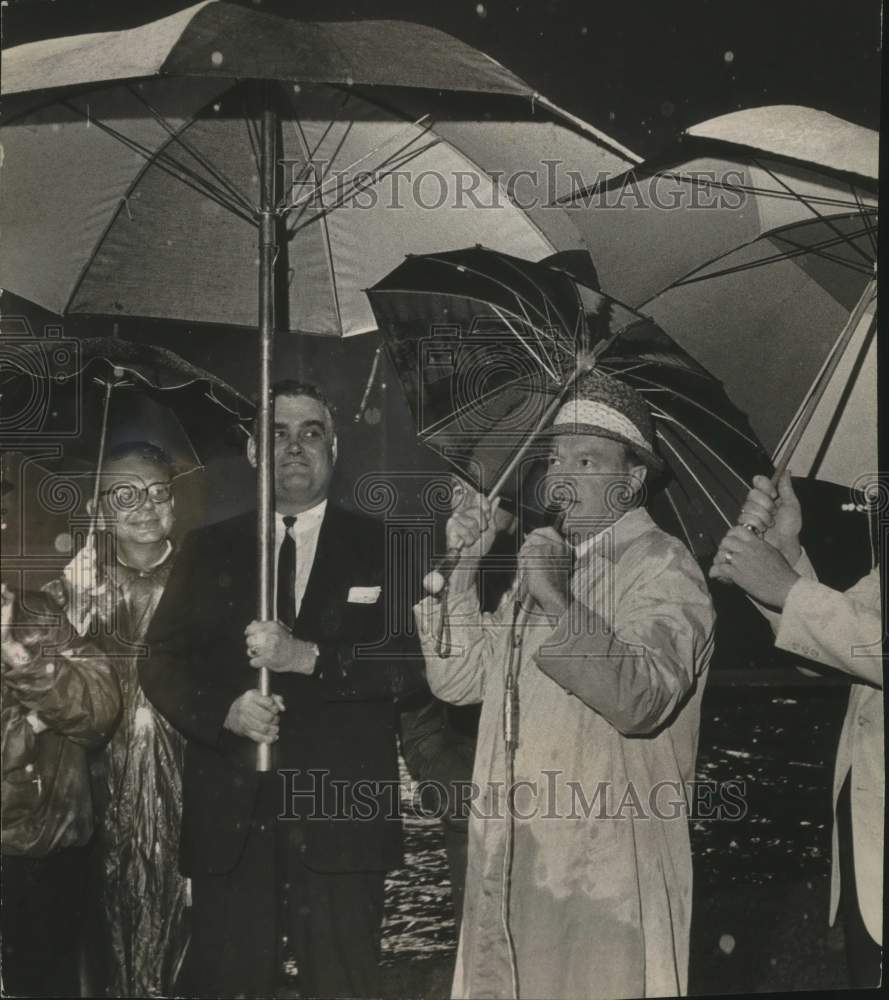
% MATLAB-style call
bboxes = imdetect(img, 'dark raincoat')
[2,596,120,857]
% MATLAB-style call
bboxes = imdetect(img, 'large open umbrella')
[1,1,634,767]
[561,106,878,483]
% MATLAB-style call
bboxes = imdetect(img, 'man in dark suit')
[141,380,423,998]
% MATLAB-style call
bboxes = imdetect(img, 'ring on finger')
[741,522,764,538]
[724,551,733,564]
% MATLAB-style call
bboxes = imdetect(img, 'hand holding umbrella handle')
[423,546,464,596]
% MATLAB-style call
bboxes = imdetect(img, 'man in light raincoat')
[416,372,715,999]
[712,473,882,987]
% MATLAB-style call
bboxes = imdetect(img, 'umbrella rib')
[492,254,580,369]
[287,137,441,234]
[485,269,567,374]
[667,227,874,288]
[613,368,764,449]
[491,305,560,380]
[59,99,256,225]
[203,387,249,419]
[639,213,874,306]
[56,105,255,316]
[347,83,563,259]
[654,169,869,212]
[282,117,435,217]
[655,431,734,528]
[414,368,543,439]
[280,89,366,220]
[806,312,875,480]
[652,411,760,488]
[771,279,877,469]
[282,116,356,226]
[126,84,256,216]
[421,254,568,346]
[771,229,876,273]
[661,483,697,553]
[285,115,345,335]
[241,99,262,184]
[752,157,875,268]
[850,184,879,257]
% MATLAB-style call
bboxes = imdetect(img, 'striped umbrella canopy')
[0,0,635,338]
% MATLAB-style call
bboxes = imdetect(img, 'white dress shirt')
[274,499,327,621]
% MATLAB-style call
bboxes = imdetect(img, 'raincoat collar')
[571,506,657,565]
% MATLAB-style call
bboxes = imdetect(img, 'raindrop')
[363,407,382,425]
[293,83,301,95]
[212,102,221,113]
[476,3,487,17]
[719,934,736,955]
[724,50,735,63]
[345,75,354,87]
[54,531,72,553]
[211,50,224,67]
[580,25,588,36]
[608,111,616,121]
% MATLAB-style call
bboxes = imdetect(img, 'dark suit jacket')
[140,504,424,877]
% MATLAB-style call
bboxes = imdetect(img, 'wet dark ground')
[373,681,852,998]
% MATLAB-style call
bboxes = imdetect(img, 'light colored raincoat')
[417,508,714,1000]
[765,557,882,944]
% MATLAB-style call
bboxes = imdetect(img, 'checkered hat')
[548,370,665,473]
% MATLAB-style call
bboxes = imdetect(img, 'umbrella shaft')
[256,100,278,772]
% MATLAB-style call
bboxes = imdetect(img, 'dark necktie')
[276,514,297,630]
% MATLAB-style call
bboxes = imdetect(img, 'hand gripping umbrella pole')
[426,342,608,657]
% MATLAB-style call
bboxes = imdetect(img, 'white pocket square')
[348,586,381,604]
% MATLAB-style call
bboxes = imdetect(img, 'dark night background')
[1,0,882,161]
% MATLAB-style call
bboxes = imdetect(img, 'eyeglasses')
[100,481,173,512]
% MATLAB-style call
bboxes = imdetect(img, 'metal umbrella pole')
[255,95,278,773]
[769,275,878,484]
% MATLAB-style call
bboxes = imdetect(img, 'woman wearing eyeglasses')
[44,441,189,998]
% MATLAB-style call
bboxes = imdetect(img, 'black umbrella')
[368,246,772,563]
[1,337,253,530]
